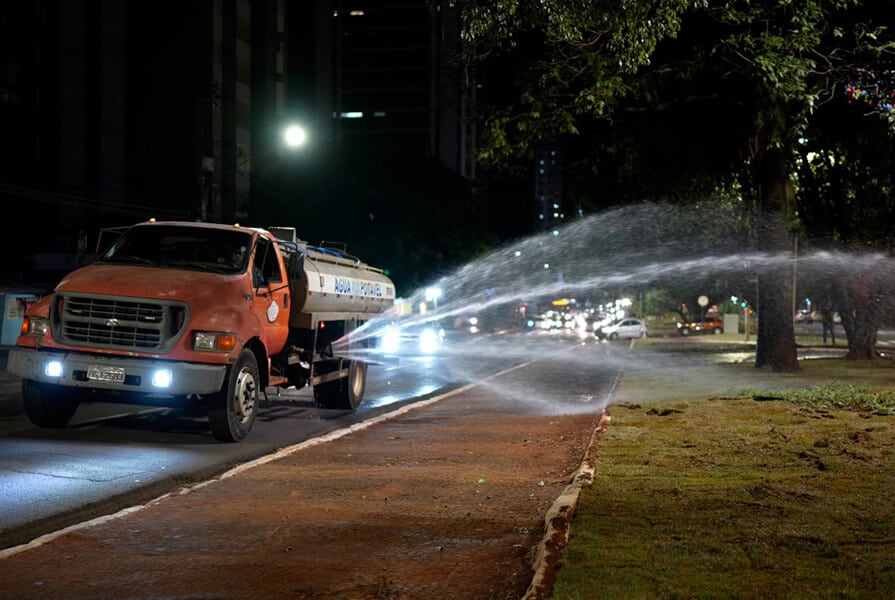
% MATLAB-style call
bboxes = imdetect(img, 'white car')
[596,318,648,340]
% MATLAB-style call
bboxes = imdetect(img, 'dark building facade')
[284,0,474,179]
[0,0,286,281]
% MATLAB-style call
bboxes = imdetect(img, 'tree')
[793,89,895,359]
[453,0,895,371]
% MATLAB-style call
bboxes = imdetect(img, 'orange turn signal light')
[217,334,238,352]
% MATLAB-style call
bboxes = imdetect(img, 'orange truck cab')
[8,220,395,442]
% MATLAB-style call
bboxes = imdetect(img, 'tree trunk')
[755,266,799,370]
[751,144,799,372]
[833,277,882,360]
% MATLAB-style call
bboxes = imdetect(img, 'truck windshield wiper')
[100,254,157,266]
[158,259,240,274]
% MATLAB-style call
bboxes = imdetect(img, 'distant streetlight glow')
[425,287,442,310]
[284,124,308,148]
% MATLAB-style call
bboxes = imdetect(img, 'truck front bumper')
[8,349,227,396]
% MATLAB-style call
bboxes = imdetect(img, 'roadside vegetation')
[746,384,895,416]
[552,348,895,599]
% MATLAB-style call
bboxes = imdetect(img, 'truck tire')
[207,349,260,442]
[314,359,367,411]
[22,379,81,428]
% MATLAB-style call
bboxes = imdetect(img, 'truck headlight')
[193,331,238,352]
[21,316,49,337]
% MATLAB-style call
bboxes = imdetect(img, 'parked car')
[794,309,816,324]
[794,309,841,324]
[677,316,724,336]
[596,318,648,340]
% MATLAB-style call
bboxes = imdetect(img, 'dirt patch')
[0,390,602,599]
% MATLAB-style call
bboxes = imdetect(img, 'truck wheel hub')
[234,370,257,422]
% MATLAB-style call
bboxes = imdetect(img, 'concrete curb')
[523,410,611,600]
[524,352,626,599]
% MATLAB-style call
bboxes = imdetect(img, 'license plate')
[87,365,126,383]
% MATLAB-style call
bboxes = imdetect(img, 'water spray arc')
[333,203,894,364]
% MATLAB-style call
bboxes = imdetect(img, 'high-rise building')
[284,0,474,179]
[534,143,563,230]
[0,1,286,273]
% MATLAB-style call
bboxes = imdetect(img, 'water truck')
[8,220,395,442]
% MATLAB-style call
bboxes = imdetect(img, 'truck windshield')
[98,225,253,275]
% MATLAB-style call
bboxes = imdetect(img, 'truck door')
[250,236,290,353]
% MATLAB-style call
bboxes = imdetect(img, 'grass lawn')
[552,350,895,599]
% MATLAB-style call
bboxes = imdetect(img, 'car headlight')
[380,326,401,354]
[418,328,442,354]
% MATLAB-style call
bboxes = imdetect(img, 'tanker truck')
[7,219,395,442]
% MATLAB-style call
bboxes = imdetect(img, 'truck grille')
[53,294,187,352]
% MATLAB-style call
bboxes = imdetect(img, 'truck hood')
[55,264,247,304]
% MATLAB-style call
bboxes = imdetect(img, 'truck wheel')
[208,349,260,442]
[713,327,723,335]
[314,359,367,411]
[680,328,691,336]
[22,379,81,428]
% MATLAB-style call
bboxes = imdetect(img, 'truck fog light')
[151,369,173,389]
[45,360,64,378]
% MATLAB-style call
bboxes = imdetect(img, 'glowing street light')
[425,287,443,310]
[283,124,308,148]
